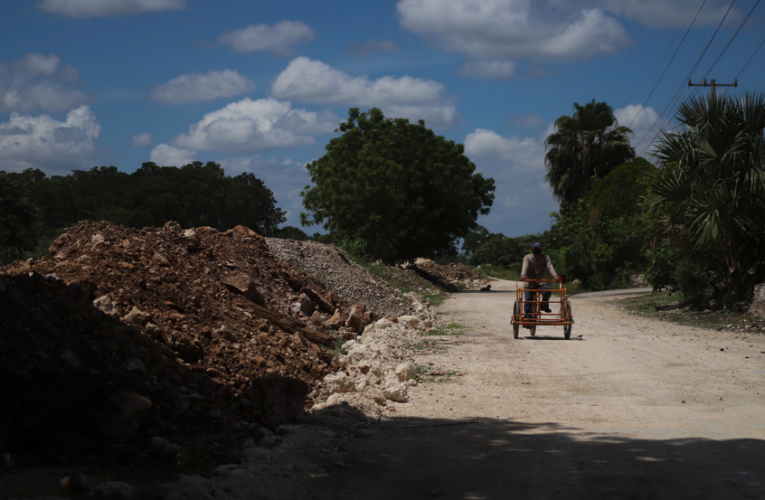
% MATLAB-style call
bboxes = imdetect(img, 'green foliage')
[472,264,520,281]
[545,100,635,204]
[1,163,289,262]
[583,157,657,217]
[642,244,680,292]
[0,173,40,264]
[427,323,469,336]
[301,107,495,263]
[648,92,765,306]
[271,225,310,240]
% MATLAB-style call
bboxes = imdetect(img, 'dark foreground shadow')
[522,335,584,341]
[458,289,515,294]
[308,415,765,500]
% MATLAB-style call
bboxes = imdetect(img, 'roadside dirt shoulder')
[310,279,765,499]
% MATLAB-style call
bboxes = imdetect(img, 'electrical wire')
[621,0,705,108]
[626,0,709,130]
[703,0,762,78]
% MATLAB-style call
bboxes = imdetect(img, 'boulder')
[181,228,202,251]
[749,283,765,318]
[398,315,421,329]
[323,372,356,394]
[123,307,151,325]
[326,309,345,330]
[299,293,315,315]
[93,295,116,314]
[222,273,265,306]
[300,287,336,314]
[383,383,408,402]
[345,304,366,333]
[395,362,417,381]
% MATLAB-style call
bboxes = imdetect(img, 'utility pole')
[688,78,737,98]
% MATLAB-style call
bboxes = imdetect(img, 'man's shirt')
[520,253,557,281]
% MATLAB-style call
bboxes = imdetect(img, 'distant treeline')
[0,161,308,264]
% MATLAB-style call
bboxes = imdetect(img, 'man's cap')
[532,242,543,248]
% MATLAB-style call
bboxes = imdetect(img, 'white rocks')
[398,315,421,329]
[322,372,356,394]
[123,307,151,325]
[383,383,408,402]
[395,362,417,381]
[93,295,116,314]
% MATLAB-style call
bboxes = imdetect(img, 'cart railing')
[512,278,573,326]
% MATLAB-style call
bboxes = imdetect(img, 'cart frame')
[510,278,574,339]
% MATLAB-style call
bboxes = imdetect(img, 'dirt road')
[310,280,765,499]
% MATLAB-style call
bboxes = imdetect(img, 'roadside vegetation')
[619,292,765,334]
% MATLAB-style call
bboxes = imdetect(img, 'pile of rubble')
[412,258,490,290]
[265,238,416,318]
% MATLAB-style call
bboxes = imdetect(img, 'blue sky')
[1,0,763,237]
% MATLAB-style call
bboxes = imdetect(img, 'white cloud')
[218,155,308,226]
[0,105,100,173]
[463,126,557,235]
[216,21,314,55]
[172,97,338,153]
[459,59,516,80]
[398,0,631,61]
[150,144,196,166]
[148,69,255,105]
[37,0,186,18]
[131,132,152,147]
[272,57,459,127]
[1,53,88,113]
[350,39,402,55]
[614,103,661,153]
[465,128,545,172]
[594,0,741,29]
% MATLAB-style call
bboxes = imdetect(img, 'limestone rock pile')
[413,258,490,290]
[265,238,417,318]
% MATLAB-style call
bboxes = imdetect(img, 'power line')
[621,0,705,108]
[703,0,762,78]
[626,0,709,130]
[634,0,739,154]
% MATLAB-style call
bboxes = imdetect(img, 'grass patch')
[426,322,469,336]
[619,292,765,333]
[424,293,446,307]
[415,363,461,382]
[473,264,519,281]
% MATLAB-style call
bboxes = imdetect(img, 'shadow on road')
[310,413,764,499]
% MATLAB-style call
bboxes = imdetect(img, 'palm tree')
[544,100,635,204]
[649,92,765,302]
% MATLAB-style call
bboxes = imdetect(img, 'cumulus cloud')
[459,59,516,80]
[148,70,255,105]
[463,127,557,235]
[216,21,314,55]
[592,0,741,29]
[172,97,338,153]
[272,57,459,127]
[37,0,186,18]
[0,105,100,173]
[1,53,88,113]
[131,132,152,147]
[398,0,631,61]
[218,155,308,225]
[614,103,661,153]
[350,39,402,55]
[150,144,196,166]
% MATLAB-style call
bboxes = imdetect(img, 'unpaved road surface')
[310,280,765,499]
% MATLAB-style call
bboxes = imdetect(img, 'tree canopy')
[545,100,635,204]
[301,108,495,263]
[648,92,765,304]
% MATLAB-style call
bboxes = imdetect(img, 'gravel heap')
[266,238,416,318]
[1,220,354,466]
[414,258,490,289]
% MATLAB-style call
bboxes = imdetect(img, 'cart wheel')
[563,300,572,339]
[512,301,520,339]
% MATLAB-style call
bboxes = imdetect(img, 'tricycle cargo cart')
[510,278,574,339]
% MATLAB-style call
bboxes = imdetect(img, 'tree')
[0,173,40,264]
[648,93,765,305]
[544,100,635,204]
[301,108,495,263]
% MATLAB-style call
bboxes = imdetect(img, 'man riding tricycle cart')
[510,242,574,339]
